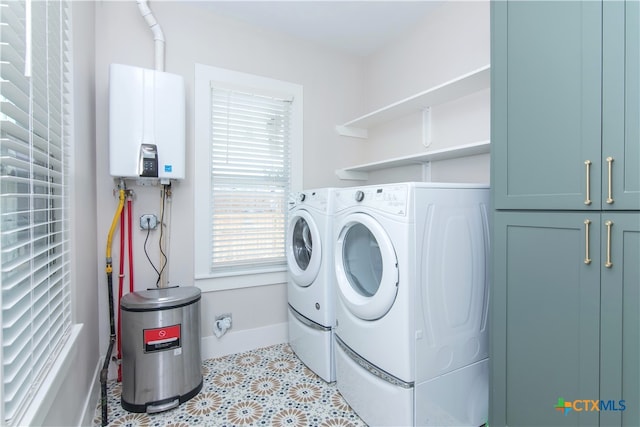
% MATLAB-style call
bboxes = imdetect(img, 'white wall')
[93,1,365,369]
[364,1,489,110]
[42,2,100,425]
[337,0,491,185]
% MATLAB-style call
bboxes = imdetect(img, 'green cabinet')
[492,0,640,211]
[491,1,640,426]
[602,1,640,211]
[491,212,601,427]
[600,214,640,426]
[491,212,640,426]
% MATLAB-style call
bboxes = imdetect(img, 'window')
[194,64,302,291]
[0,0,73,424]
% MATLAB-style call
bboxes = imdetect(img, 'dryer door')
[335,213,398,320]
[287,210,322,287]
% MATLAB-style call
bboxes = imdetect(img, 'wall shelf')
[335,140,490,181]
[336,65,490,139]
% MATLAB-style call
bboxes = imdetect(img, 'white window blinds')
[209,84,293,273]
[0,0,72,423]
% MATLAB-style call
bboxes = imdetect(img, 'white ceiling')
[189,1,444,56]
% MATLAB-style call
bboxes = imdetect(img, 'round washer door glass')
[292,217,313,270]
[287,210,322,287]
[335,213,398,320]
[342,224,382,297]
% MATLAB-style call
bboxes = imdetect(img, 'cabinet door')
[492,1,602,210]
[603,1,640,210]
[600,213,640,426]
[491,212,600,426]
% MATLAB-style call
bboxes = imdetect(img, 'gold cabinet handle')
[584,160,592,205]
[606,156,614,204]
[584,219,592,264]
[605,220,613,268]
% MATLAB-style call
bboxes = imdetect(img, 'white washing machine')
[333,182,490,426]
[287,188,336,382]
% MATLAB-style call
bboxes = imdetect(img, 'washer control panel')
[289,188,332,212]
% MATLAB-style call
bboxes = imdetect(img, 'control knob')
[355,190,365,202]
[298,193,306,202]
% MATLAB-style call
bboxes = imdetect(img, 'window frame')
[194,64,303,292]
[0,0,76,424]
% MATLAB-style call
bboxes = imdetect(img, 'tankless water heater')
[109,63,185,180]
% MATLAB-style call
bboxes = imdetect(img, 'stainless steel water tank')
[120,286,202,413]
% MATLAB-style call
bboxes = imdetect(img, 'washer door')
[287,210,322,287]
[335,213,398,320]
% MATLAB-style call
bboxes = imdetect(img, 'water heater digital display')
[109,64,185,180]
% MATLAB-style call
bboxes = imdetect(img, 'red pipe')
[127,199,134,293]
[116,203,125,382]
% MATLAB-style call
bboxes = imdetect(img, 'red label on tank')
[143,324,181,352]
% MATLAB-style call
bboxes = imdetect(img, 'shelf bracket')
[335,125,368,139]
[422,107,432,148]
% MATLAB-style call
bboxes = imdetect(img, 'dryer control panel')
[334,184,408,215]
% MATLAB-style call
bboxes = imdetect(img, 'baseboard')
[79,357,103,426]
[201,321,288,360]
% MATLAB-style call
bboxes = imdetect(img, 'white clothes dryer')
[287,188,336,382]
[332,182,490,426]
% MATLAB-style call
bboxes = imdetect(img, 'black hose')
[107,270,116,337]
[101,337,115,426]
[101,270,117,426]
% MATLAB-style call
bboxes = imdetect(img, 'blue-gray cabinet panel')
[600,214,640,426]
[603,1,640,210]
[491,212,600,426]
[491,1,602,210]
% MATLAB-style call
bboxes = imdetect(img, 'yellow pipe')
[105,187,126,273]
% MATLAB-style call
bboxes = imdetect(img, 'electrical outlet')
[213,313,232,338]
[215,313,232,327]
[140,214,158,230]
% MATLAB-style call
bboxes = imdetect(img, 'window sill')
[195,268,287,292]
[13,323,83,427]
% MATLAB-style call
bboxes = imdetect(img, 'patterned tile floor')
[93,343,367,426]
